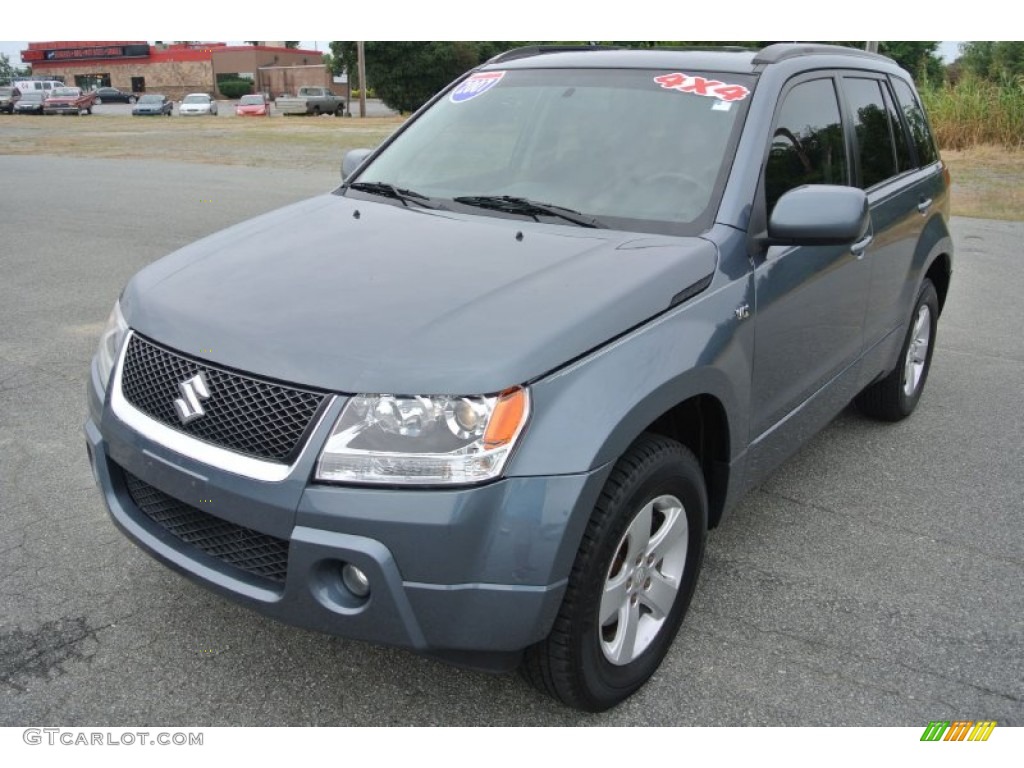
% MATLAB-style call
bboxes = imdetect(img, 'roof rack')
[487,45,623,64]
[752,43,892,65]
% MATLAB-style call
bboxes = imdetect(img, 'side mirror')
[767,185,869,246]
[341,148,374,181]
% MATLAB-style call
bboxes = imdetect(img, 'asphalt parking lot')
[0,153,1021,726]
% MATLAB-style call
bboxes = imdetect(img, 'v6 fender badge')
[654,73,750,102]
[450,71,506,103]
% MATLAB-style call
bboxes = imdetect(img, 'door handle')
[917,198,932,215]
[851,233,873,259]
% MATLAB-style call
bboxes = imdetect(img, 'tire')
[95,97,103,105]
[128,96,136,104]
[312,106,321,116]
[335,105,344,117]
[521,433,707,712]
[856,278,939,421]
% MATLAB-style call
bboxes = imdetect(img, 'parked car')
[43,86,96,115]
[132,94,173,116]
[179,93,218,116]
[87,44,952,712]
[0,86,20,113]
[11,79,63,95]
[13,91,45,114]
[94,87,136,104]
[235,94,270,117]
[274,86,343,116]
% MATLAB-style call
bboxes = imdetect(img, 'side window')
[844,78,897,189]
[881,83,912,173]
[891,78,938,166]
[765,78,848,214]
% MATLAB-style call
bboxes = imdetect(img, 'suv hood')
[122,195,717,394]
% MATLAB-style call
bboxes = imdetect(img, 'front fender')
[505,272,753,478]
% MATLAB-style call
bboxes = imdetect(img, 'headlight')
[95,300,128,395]
[315,388,529,486]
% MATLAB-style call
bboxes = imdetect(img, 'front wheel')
[855,278,939,421]
[521,434,707,711]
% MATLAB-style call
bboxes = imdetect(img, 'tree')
[330,41,520,112]
[961,41,1024,81]
[877,42,943,84]
[0,52,29,83]
[328,41,357,84]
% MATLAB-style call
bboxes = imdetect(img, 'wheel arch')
[925,251,952,315]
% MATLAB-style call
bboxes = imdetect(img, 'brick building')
[20,41,331,100]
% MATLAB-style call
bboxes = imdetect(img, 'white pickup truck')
[274,86,345,116]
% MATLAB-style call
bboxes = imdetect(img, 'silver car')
[179,93,218,116]
[87,44,953,713]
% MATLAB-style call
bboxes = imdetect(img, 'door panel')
[750,76,870,440]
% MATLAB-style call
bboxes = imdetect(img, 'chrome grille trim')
[110,332,336,482]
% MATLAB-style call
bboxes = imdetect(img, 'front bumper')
[44,105,82,114]
[86,354,606,669]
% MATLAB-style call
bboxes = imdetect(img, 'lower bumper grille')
[121,469,289,585]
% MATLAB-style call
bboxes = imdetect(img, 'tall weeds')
[921,76,1024,150]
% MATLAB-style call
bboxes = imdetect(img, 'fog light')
[341,564,370,598]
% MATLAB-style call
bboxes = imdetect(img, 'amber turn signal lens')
[483,388,528,448]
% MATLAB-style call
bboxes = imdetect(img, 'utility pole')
[357,41,366,118]
[865,41,879,54]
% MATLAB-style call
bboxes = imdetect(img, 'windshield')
[239,95,264,105]
[51,88,78,97]
[22,93,44,102]
[350,67,753,234]
[139,95,163,104]
[183,94,209,104]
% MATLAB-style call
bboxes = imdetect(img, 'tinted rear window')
[891,78,939,166]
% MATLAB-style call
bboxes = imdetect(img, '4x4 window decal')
[653,72,750,102]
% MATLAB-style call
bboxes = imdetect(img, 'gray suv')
[86,44,952,711]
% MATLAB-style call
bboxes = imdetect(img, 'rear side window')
[844,78,897,189]
[891,78,938,166]
[881,84,913,173]
[765,78,849,213]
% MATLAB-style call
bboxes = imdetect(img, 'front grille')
[122,469,289,585]
[121,334,327,462]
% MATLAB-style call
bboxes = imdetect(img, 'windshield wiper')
[347,181,440,209]
[452,196,606,228]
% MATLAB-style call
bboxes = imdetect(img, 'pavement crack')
[0,616,114,694]
[757,488,1024,568]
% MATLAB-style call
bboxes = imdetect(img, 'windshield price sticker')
[450,71,506,103]
[653,73,750,102]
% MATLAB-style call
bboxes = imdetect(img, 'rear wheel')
[855,279,939,421]
[521,433,707,711]
[312,105,321,116]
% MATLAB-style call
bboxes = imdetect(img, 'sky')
[1,40,966,70]
[2,1,1004,71]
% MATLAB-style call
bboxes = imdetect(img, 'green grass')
[922,77,1024,151]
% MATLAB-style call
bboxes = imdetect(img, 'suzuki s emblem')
[174,372,211,424]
